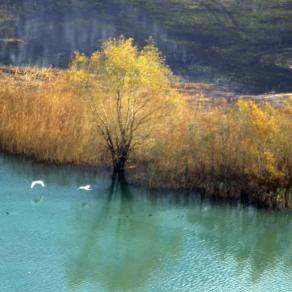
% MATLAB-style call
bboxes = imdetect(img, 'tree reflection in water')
[66,172,183,291]
[0,153,290,289]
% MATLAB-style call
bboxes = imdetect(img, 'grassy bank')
[1,66,292,209]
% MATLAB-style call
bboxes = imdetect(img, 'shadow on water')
[186,205,292,283]
[66,172,183,291]
[65,173,292,290]
[0,153,291,289]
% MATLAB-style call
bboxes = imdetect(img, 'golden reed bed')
[0,65,292,208]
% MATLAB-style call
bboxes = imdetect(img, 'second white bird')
[78,185,92,191]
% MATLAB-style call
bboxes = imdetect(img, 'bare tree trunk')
[112,151,128,173]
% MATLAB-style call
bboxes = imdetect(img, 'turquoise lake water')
[0,154,291,292]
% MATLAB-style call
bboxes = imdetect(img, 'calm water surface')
[0,154,291,291]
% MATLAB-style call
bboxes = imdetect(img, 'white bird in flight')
[30,180,45,189]
[78,185,92,191]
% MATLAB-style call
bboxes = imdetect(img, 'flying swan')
[30,180,45,189]
[78,185,92,191]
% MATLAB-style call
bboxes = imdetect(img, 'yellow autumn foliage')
[69,37,183,171]
[0,38,291,208]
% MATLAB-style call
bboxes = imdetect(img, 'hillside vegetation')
[1,0,292,92]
